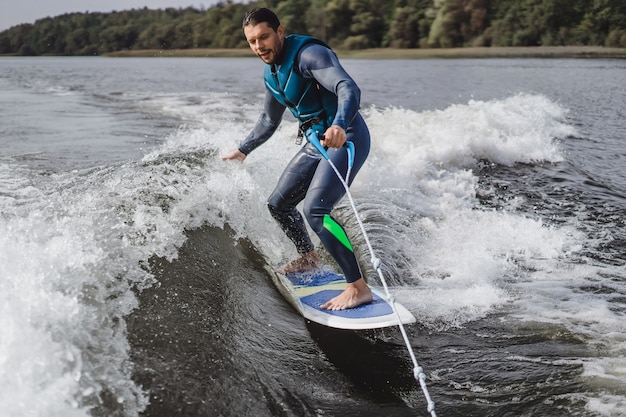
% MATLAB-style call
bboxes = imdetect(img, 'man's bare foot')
[320,278,373,310]
[276,250,321,274]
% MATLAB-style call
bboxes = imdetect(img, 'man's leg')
[268,145,322,271]
[303,118,372,309]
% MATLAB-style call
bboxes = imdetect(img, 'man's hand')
[220,149,247,162]
[321,125,346,148]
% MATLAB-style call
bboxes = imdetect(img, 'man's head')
[242,8,285,65]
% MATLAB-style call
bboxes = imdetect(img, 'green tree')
[305,0,328,40]
[99,25,139,52]
[324,0,354,47]
[65,28,92,55]
[427,0,491,47]
[388,6,423,48]
[578,0,626,45]
[347,0,387,48]
[0,35,11,53]
[276,0,312,34]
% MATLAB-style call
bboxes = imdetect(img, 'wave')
[2,93,621,416]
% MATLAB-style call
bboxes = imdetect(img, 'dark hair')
[242,8,281,31]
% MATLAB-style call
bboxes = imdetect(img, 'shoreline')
[103,45,626,59]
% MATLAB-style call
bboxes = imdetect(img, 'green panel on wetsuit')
[323,215,353,252]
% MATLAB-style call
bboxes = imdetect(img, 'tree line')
[1,0,625,56]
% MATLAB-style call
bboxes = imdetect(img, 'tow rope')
[305,129,437,417]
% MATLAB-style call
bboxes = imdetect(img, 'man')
[221,7,372,310]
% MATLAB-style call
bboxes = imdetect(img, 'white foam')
[365,93,570,177]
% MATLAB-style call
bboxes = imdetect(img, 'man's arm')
[238,91,286,155]
[221,91,286,161]
[298,43,361,133]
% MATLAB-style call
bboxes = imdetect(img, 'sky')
[0,0,247,32]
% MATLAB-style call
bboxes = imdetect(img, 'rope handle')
[304,128,330,159]
[305,129,355,182]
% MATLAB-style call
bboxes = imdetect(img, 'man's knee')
[267,199,284,220]
[303,200,325,233]
[267,190,286,214]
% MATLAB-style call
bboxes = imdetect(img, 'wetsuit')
[238,35,371,283]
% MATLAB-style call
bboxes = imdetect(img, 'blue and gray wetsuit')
[238,34,371,283]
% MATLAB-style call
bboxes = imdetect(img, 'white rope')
[325,144,437,417]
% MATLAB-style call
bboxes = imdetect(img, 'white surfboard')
[267,267,416,330]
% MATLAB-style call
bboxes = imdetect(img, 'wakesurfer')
[220,7,372,310]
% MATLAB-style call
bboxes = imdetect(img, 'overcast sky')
[0,0,248,31]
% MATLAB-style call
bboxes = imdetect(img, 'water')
[0,56,625,417]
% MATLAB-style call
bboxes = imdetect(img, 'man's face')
[244,22,284,65]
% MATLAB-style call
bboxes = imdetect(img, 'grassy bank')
[104,46,626,59]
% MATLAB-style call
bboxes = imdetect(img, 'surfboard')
[266,266,416,330]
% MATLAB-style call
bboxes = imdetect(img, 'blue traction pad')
[300,290,392,318]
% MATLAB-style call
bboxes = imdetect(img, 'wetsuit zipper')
[272,65,301,120]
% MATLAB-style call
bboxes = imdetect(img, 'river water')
[1,56,625,417]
